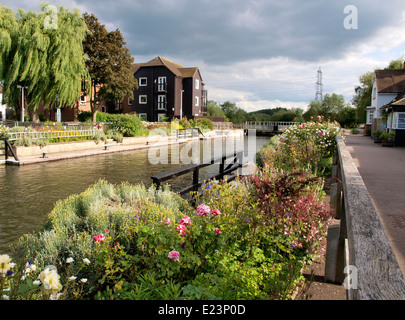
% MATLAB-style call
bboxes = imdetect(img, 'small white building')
[368,69,405,132]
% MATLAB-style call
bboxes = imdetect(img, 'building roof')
[131,57,202,80]
[375,69,405,93]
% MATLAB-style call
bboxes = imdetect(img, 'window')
[195,96,199,107]
[139,77,147,86]
[80,95,86,105]
[367,111,374,125]
[157,77,166,91]
[139,95,147,104]
[158,113,166,122]
[195,79,199,90]
[397,113,405,129]
[128,97,133,105]
[158,95,166,110]
[139,113,147,121]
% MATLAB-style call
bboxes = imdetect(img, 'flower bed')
[0,118,339,300]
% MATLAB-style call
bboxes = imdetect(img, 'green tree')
[352,71,373,123]
[206,100,226,118]
[220,101,247,124]
[304,93,356,127]
[83,13,138,122]
[0,3,90,121]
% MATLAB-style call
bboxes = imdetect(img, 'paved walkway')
[345,133,405,277]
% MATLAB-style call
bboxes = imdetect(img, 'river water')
[0,135,269,254]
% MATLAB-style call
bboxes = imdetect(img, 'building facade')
[131,57,207,122]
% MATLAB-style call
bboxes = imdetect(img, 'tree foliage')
[0,3,90,120]
[220,101,247,124]
[82,13,138,122]
[304,93,356,127]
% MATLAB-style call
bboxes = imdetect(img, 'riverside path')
[345,132,405,277]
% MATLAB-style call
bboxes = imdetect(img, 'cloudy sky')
[3,0,405,112]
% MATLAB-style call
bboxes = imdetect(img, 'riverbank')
[4,129,245,166]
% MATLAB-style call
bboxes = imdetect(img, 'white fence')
[244,121,300,131]
[6,129,96,142]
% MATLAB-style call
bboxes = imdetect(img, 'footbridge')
[242,121,300,135]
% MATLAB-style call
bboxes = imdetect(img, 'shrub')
[0,124,8,138]
[194,118,214,131]
[257,117,340,175]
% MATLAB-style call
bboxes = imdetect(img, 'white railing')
[244,121,300,130]
[6,129,96,142]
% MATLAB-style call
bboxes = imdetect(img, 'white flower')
[25,267,31,274]
[80,278,88,283]
[69,276,77,281]
[2,295,9,300]
[0,254,12,275]
[33,280,41,285]
[39,267,62,295]
[82,258,90,265]
[66,257,74,264]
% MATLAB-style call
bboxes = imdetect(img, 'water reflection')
[0,135,269,254]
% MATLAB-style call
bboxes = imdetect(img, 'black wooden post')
[193,168,199,190]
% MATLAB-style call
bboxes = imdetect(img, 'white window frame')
[392,112,405,130]
[195,96,199,107]
[195,79,199,90]
[80,94,86,105]
[139,113,147,121]
[157,77,166,92]
[157,95,166,110]
[139,95,147,104]
[139,77,147,86]
[367,110,374,125]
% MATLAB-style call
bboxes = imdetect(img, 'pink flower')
[179,216,191,225]
[214,228,221,234]
[196,204,211,216]
[211,209,221,217]
[280,139,284,143]
[168,251,180,262]
[161,218,171,225]
[318,131,323,136]
[176,224,187,236]
[93,234,105,242]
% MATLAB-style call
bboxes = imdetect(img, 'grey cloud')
[83,0,402,65]
[4,0,404,65]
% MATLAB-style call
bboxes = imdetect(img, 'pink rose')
[168,251,180,262]
[196,204,211,216]
[211,209,221,217]
[318,131,323,136]
[176,224,187,236]
[93,234,105,242]
[179,216,191,225]
[214,228,221,234]
[161,218,171,225]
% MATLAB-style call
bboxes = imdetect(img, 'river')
[0,135,270,254]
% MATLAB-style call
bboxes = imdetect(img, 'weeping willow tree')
[0,2,90,121]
